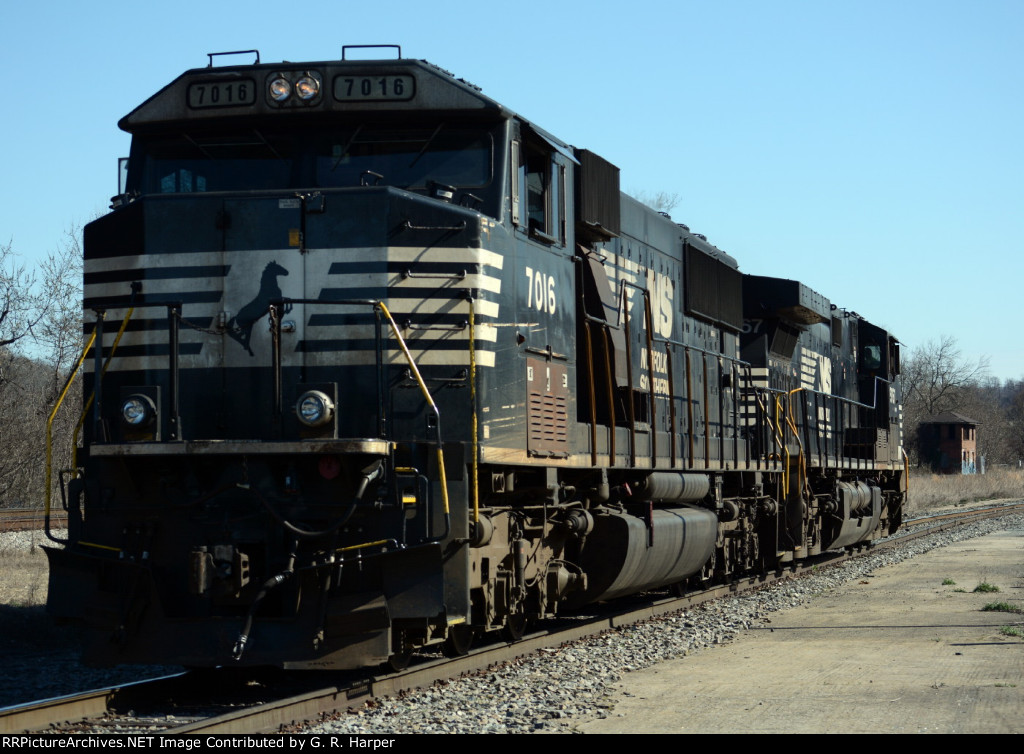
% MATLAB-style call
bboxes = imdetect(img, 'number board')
[333,75,415,102]
[187,80,257,109]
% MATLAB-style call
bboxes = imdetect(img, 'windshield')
[132,123,494,196]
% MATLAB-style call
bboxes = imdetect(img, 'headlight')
[296,390,335,428]
[295,75,320,101]
[269,77,292,102]
[121,394,156,427]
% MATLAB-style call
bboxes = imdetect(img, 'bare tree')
[0,241,43,351]
[631,190,682,215]
[959,377,1014,466]
[0,241,45,503]
[899,335,989,466]
[900,336,989,417]
[0,232,83,507]
[35,229,84,390]
[1007,383,1024,465]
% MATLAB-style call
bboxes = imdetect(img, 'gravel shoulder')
[575,526,1024,734]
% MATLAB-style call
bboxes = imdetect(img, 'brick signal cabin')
[918,412,979,474]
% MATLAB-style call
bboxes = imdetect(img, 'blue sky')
[3,0,1022,379]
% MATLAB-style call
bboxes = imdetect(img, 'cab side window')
[526,147,549,234]
[863,345,882,371]
[514,137,564,246]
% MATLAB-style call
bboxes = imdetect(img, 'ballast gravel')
[303,512,1024,735]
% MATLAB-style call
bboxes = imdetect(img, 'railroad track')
[0,507,66,533]
[5,501,1023,735]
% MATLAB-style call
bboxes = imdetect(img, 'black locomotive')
[45,47,906,670]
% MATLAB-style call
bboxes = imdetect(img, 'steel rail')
[0,673,188,735]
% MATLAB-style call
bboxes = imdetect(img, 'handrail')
[72,307,136,469]
[642,291,657,464]
[751,387,785,469]
[618,283,637,466]
[46,305,137,545]
[59,294,453,549]
[785,388,809,497]
[468,297,479,525]
[273,297,452,530]
[376,301,451,523]
[774,394,792,492]
[44,327,99,543]
[902,447,910,495]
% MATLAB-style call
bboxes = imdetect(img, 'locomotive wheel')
[688,551,717,590]
[502,612,529,642]
[443,624,475,657]
[386,651,412,672]
[385,629,413,671]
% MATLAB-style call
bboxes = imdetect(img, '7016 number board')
[186,79,257,109]
[333,74,415,102]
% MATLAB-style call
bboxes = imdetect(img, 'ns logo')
[226,261,292,356]
[646,269,674,339]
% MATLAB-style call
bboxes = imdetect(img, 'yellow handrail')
[773,395,791,492]
[72,307,136,469]
[79,541,122,553]
[46,307,136,543]
[376,302,450,516]
[468,298,479,525]
[752,389,784,463]
[785,387,808,497]
[45,327,99,524]
[336,539,395,553]
[901,447,910,495]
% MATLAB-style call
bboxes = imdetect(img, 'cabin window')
[316,126,492,190]
[526,146,549,234]
[132,124,495,201]
[831,316,843,348]
[520,141,563,246]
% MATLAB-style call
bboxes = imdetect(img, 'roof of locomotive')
[120,56,517,133]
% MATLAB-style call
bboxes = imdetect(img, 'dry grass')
[0,531,51,607]
[905,467,1024,513]
[0,531,66,663]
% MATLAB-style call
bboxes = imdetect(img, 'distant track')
[0,507,66,533]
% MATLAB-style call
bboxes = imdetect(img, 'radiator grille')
[527,358,569,456]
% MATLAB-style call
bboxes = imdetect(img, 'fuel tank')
[566,505,718,606]
[821,481,882,550]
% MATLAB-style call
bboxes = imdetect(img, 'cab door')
[218,195,308,438]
